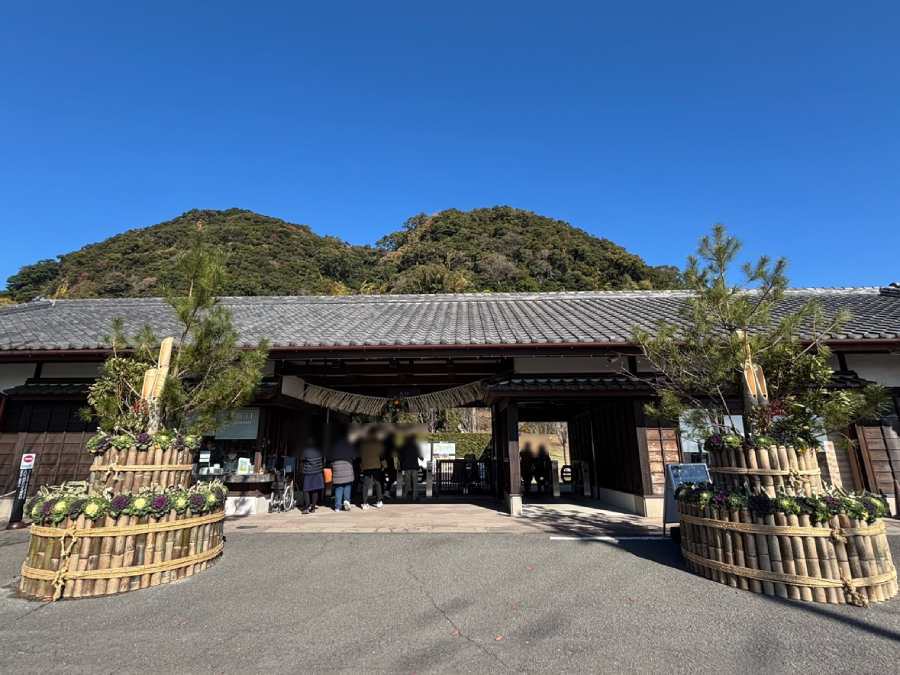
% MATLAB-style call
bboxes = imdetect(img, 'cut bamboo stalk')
[72,518,94,598]
[751,512,775,596]
[837,514,868,604]
[842,515,876,603]
[798,514,827,602]
[762,513,788,598]
[141,515,159,588]
[739,508,760,592]
[830,516,854,604]
[95,514,116,595]
[757,448,775,497]
[776,446,791,489]
[786,513,813,601]
[767,447,782,495]
[185,518,199,577]
[119,514,137,593]
[150,445,162,487]
[773,513,800,600]
[122,446,138,492]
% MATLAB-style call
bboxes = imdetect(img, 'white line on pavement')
[549,535,669,542]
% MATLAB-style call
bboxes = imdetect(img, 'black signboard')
[663,462,710,532]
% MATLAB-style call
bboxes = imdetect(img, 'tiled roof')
[1,287,898,352]
[488,375,656,392]
[2,382,91,396]
[487,370,873,393]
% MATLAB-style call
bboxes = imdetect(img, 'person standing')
[330,433,356,512]
[301,438,325,514]
[358,427,384,510]
[535,444,551,495]
[382,431,399,498]
[520,442,534,495]
[399,432,423,501]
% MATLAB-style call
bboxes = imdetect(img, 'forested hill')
[4,207,680,302]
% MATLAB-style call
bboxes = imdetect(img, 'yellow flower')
[132,497,148,510]
[84,502,100,517]
[53,500,68,513]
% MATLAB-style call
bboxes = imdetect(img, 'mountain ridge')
[4,206,681,302]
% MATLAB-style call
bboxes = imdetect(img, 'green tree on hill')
[5,206,681,301]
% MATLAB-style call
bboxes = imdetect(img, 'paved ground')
[233,500,663,535]
[1,513,898,674]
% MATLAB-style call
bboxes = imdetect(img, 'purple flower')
[712,492,728,507]
[151,494,170,512]
[41,499,56,517]
[189,493,206,512]
[823,495,842,514]
[68,499,86,520]
[110,494,131,514]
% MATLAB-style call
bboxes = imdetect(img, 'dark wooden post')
[505,400,522,515]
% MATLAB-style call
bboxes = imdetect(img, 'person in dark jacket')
[535,444,551,495]
[399,433,423,501]
[330,434,356,512]
[301,439,325,514]
[520,442,534,495]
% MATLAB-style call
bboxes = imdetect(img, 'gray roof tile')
[0,288,898,352]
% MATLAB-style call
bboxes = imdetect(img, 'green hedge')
[424,433,492,459]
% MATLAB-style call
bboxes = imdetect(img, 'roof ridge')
[16,286,885,307]
[0,299,55,315]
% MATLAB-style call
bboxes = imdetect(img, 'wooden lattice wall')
[0,432,94,497]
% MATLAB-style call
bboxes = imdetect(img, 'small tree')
[633,224,887,450]
[85,225,269,436]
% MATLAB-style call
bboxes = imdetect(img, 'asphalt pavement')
[1,528,898,673]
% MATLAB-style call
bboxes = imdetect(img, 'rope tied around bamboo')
[98,463,195,481]
[677,501,898,606]
[705,445,823,497]
[21,511,226,601]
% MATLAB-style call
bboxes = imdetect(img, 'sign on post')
[6,452,37,529]
[662,462,710,534]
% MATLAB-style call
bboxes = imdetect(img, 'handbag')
[323,467,333,484]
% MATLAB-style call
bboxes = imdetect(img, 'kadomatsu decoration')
[633,226,896,606]
[19,226,267,601]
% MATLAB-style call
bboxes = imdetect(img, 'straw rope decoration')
[291,377,487,415]
[99,463,194,480]
[681,550,895,606]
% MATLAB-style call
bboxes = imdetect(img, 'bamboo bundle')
[89,446,194,493]
[707,446,822,497]
[19,509,225,601]
[677,507,897,606]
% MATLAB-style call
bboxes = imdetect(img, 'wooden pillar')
[490,403,505,499]
[505,400,522,516]
[633,401,654,497]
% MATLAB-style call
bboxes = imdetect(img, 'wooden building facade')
[2,287,899,516]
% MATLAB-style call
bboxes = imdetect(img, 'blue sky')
[2,2,898,288]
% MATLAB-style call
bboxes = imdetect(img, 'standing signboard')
[6,452,37,529]
[662,462,710,534]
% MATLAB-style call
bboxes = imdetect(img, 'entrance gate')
[432,458,493,497]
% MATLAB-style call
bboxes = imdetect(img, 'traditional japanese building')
[2,286,899,516]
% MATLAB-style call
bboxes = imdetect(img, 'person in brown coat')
[358,428,384,509]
